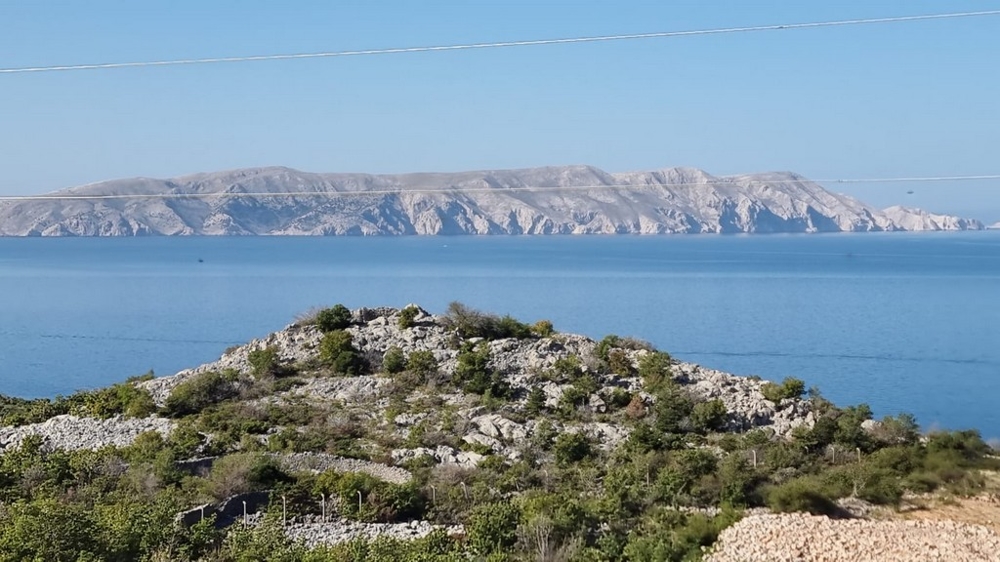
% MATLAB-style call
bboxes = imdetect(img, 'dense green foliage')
[315,304,353,333]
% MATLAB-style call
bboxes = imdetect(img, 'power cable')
[2,10,998,74]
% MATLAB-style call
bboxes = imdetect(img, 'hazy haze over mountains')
[0,165,985,236]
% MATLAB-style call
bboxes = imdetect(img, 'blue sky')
[2,1,999,220]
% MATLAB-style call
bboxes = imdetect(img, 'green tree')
[525,386,546,416]
[316,304,352,333]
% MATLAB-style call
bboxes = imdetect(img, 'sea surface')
[1,233,998,438]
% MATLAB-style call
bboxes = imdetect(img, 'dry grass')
[881,471,1000,534]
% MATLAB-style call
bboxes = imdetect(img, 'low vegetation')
[1,302,997,561]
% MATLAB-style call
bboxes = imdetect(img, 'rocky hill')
[1,304,997,561]
[0,165,984,235]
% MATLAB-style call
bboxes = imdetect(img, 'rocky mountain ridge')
[0,165,984,235]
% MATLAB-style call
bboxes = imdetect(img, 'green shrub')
[314,471,424,523]
[623,508,741,562]
[652,381,694,435]
[637,352,673,390]
[557,386,589,419]
[761,377,806,404]
[525,386,546,416]
[466,502,521,556]
[549,355,583,382]
[163,370,237,417]
[531,320,555,337]
[319,330,365,375]
[442,302,532,340]
[453,342,510,398]
[398,305,419,329]
[767,478,839,516]
[603,388,633,411]
[247,346,285,378]
[316,304,352,332]
[554,432,593,464]
[208,453,290,500]
[80,377,156,419]
[406,350,439,378]
[382,347,406,374]
[690,399,728,434]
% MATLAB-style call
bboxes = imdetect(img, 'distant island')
[1,303,998,560]
[0,165,985,236]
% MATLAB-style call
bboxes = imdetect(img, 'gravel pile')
[0,414,174,453]
[277,452,412,484]
[283,516,462,548]
[705,513,1000,562]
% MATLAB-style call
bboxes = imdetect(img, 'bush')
[319,330,365,375]
[406,350,439,379]
[637,352,673,390]
[382,347,406,374]
[554,432,593,465]
[761,377,806,404]
[652,382,694,435]
[80,377,156,419]
[398,305,419,329]
[453,342,510,399]
[316,304,352,332]
[163,370,237,417]
[208,453,289,500]
[466,502,521,556]
[767,478,839,516]
[690,399,728,434]
[531,320,555,337]
[314,471,424,523]
[247,346,293,379]
[549,355,583,382]
[525,386,546,416]
[442,302,533,340]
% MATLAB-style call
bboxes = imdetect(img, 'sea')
[1,232,998,438]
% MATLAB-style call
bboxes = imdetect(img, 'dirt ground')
[882,471,1000,534]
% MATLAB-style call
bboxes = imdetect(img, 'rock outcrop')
[141,305,816,465]
[882,205,985,231]
[0,165,982,236]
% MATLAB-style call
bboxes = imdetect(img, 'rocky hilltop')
[1,304,998,561]
[0,165,984,235]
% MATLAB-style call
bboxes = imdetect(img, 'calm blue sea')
[1,233,998,437]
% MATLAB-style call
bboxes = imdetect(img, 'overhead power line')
[2,10,999,74]
[2,174,998,201]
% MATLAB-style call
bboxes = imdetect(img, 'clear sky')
[2,1,999,220]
